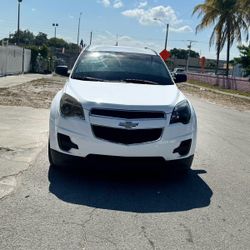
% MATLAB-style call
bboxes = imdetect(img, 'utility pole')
[164,23,169,50]
[77,12,82,45]
[52,23,59,38]
[115,34,118,46]
[186,40,197,72]
[17,0,22,46]
[89,31,93,45]
[154,18,169,50]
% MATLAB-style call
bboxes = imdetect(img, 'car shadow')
[48,161,212,213]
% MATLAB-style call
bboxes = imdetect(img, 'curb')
[179,82,250,101]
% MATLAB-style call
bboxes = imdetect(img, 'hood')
[65,79,185,113]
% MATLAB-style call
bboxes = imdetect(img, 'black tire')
[48,141,57,167]
[48,141,86,170]
[169,155,194,174]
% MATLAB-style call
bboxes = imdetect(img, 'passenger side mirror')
[174,74,187,83]
[55,65,70,77]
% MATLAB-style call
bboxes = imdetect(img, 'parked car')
[172,68,187,82]
[49,46,197,172]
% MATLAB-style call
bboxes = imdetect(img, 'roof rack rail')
[144,47,158,55]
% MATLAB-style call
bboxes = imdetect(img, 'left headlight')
[170,100,191,124]
[60,93,85,119]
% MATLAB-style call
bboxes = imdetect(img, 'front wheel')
[48,141,57,167]
[169,155,194,174]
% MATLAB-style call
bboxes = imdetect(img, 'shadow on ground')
[48,161,212,213]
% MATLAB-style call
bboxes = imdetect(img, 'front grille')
[92,125,162,144]
[90,108,165,119]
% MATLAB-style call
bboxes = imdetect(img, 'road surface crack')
[63,208,97,250]
[0,147,14,153]
[180,223,194,244]
[140,226,156,250]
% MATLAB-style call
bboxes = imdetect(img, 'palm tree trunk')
[216,43,220,75]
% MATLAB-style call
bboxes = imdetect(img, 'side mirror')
[174,74,187,83]
[55,65,70,77]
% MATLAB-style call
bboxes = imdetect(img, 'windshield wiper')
[122,79,159,85]
[72,76,105,82]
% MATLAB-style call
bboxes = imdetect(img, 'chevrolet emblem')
[119,121,139,129]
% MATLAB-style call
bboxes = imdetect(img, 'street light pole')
[52,23,59,38]
[77,12,82,45]
[17,0,22,46]
[154,18,169,50]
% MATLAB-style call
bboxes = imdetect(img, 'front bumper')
[49,148,194,169]
[49,113,197,161]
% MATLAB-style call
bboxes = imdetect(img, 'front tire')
[48,141,57,167]
[170,155,194,174]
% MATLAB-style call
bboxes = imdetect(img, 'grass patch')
[188,79,250,98]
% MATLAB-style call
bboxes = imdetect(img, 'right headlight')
[170,100,191,124]
[60,93,85,119]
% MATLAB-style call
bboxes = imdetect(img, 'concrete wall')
[167,57,226,73]
[188,73,250,92]
[0,46,31,76]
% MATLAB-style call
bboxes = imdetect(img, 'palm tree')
[193,0,249,76]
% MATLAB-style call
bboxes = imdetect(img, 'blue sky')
[0,0,246,59]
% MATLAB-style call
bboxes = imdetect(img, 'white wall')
[0,46,31,76]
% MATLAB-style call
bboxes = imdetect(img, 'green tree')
[34,32,48,46]
[193,0,249,76]
[170,48,200,59]
[9,29,35,45]
[25,45,49,72]
[234,44,250,76]
[48,38,68,48]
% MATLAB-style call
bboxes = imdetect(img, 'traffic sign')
[160,49,171,61]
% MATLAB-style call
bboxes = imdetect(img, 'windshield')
[71,51,174,85]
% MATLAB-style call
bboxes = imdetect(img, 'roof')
[87,45,157,56]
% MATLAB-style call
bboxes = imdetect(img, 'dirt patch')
[0,76,66,109]
[178,84,250,111]
[0,76,250,111]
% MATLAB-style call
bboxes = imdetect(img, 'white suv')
[49,46,197,171]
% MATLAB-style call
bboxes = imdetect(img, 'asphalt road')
[0,94,250,250]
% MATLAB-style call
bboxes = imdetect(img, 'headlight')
[60,94,85,119]
[170,100,191,124]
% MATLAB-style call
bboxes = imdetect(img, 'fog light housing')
[173,139,192,156]
[57,133,79,151]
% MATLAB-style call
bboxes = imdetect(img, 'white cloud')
[122,5,192,33]
[170,26,193,33]
[138,1,148,8]
[113,0,123,9]
[31,8,36,12]
[122,6,178,25]
[122,8,145,19]
[99,0,111,7]
[98,0,124,8]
